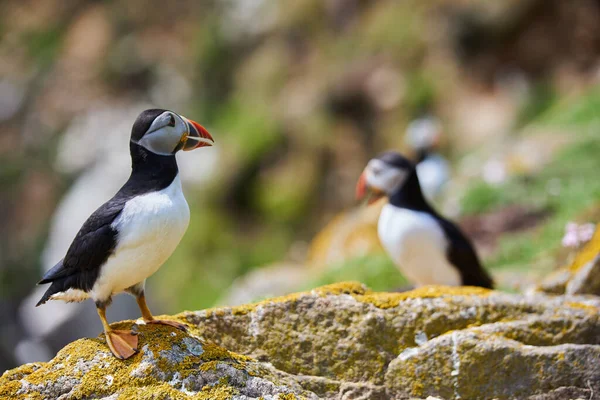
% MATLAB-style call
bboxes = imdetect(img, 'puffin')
[356,151,493,289]
[36,109,214,359]
[405,115,450,202]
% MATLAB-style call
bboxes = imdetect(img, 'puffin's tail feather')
[38,259,67,284]
[37,259,69,307]
[36,282,62,306]
[36,272,75,307]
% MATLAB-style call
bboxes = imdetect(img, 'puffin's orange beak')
[356,170,385,205]
[356,171,368,200]
[182,117,214,151]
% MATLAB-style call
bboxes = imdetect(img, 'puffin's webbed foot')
[134,291,188,331]
[97,303,138,359]
[105,329,138,359]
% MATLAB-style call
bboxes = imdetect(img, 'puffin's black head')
[131,109,214,156]
[356,151,415,203]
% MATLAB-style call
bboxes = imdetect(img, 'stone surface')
[537,223,600,296]
[2,282,600,399]
[0,323,316,400]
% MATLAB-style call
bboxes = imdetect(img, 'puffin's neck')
[415,148,429,163]
[388,169,433,213]
[125,142,179,193]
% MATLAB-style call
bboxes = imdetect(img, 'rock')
[537,223,600,296]
[3,282,600,399]
[0,323,317,400]
[308,199,385,268]
[566,254,600,295]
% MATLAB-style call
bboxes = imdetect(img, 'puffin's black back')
[433,213,494,288]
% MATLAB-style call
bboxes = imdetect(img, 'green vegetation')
[463,89,600,273]
[24,27,64,67]
[304,253,407,293]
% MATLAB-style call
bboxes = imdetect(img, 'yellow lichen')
[277,394,298,400]
[188,282,491,321]
[356,285,491,309]
[565,301,599,313]
[0,321,277,400]
[568,223,600,272]
[0,381,22,399]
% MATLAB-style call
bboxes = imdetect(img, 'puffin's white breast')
[91,174,190,301]
[378,204,461,286]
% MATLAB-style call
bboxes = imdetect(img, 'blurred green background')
[2,0,600,370]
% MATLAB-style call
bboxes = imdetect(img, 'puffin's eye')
[168,114,176,127]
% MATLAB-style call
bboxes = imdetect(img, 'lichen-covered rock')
[0,323,317,400]
[537,223,600,296]
[2,282,600,399]
[183,282,600,399]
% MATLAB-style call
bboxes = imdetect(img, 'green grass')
[536,88,600,127]
[486,137,600,269]
[461,88,600,272]
[303,253,408,293]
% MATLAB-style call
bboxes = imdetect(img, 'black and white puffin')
[36,109,214,359]
[405,115,450,202]
[356,151,493,289]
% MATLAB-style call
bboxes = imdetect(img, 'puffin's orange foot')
[146,319,188,332]
[105,329,138,360]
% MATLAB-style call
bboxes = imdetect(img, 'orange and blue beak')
[182,117,214,151]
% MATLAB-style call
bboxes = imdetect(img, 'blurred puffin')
[405,115,450,202]
[356,151,493,289]
[36,109,214,359]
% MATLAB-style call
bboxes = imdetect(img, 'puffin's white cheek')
[366,172,387,193]
[138,130,181,155]
[374,170,408,193]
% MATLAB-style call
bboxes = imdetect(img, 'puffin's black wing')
[36,197,126,306]
[435,216,494,289]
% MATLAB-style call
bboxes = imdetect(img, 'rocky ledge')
[537,224,600,296]
[2,282,600,400]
